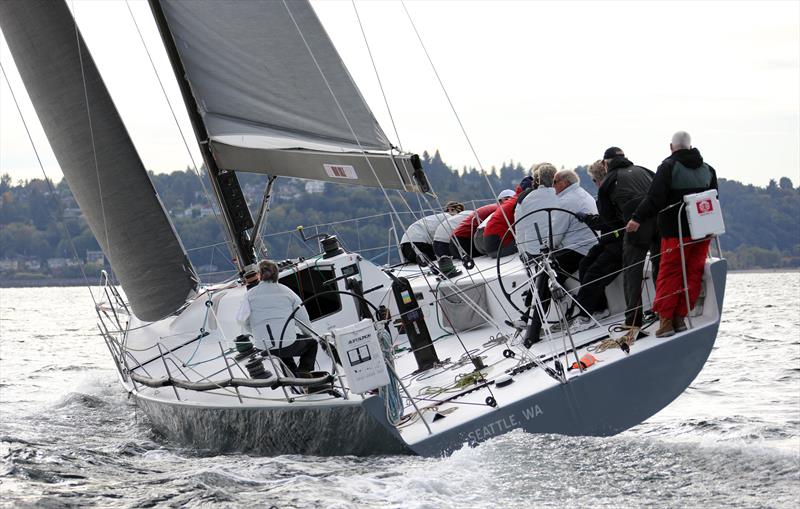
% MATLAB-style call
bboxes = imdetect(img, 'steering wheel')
[277,290,383,351]
[495,207,599,314]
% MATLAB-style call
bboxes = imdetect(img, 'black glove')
[575,211,588,222]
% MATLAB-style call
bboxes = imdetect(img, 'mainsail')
[155,0,426,191]
[0,0,198,322]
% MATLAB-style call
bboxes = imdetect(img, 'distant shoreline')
[729,268,800,274]
[0,277,102,288]
[1,267,798,289]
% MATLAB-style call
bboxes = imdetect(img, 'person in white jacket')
[237,260,318,375]
[552,170,599,257]
[515,163,560,257]
[400,201,464,264]
[433,207,472,258]
[520,169,598,348]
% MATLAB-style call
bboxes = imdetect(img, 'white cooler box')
[683,189,725,240]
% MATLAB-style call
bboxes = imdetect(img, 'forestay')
[157,0,423,191]
[0,0,198,322]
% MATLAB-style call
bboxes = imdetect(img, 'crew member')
[521,169,598,346]
[566,159,623,331]
[595,147,660,337]
[236,260,318,375]
[515,163,559,257]
[627,131,718,337]
[400,203,464,265]
[432,202,470,258]
[449,190,513,258]
[476,176,533,258]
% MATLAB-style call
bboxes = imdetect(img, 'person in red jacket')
[475,177,533,258]
[449,190,513,258]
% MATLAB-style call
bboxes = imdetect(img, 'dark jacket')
[584,157,653,245]
[632,148,718,238]
[604,157,655,222]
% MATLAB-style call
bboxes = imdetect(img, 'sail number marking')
[324,163,358,179]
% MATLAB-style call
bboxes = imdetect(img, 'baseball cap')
[497,189,515,200]
[603,146,625,160]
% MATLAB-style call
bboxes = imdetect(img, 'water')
[1,273,798,508]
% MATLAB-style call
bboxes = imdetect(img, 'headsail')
[0,0,198,322]
[156,0,427,192]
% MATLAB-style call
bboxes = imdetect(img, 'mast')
[148,0,255,269]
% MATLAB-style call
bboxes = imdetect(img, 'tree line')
[1,150,798,280]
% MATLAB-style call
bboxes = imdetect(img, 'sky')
[0,0,798,187]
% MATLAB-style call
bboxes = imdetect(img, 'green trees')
[1,155,798,278]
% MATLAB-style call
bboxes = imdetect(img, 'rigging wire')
[0,62,100,310]
[399,0,518,241]
[283,0,511,401]
[70,0,114,284]
[350,0,403,151]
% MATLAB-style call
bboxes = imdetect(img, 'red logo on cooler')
[696,199,713,215]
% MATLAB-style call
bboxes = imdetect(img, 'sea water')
[1,272,798,508]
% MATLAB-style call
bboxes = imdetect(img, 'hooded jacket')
[632,148,718,238]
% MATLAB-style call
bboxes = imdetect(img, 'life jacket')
[569,353,598,371]
[672,161,712,190]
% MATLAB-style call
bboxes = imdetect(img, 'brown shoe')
[673,316,688,333]
[655,317,675,338]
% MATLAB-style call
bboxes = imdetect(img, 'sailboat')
[0,0,727,457]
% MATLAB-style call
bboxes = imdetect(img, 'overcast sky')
[1,0,798,187]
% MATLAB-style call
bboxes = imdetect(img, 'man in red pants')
[626,131,718,337]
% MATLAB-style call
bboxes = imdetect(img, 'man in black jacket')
[600,147,660,335]
[572,148,658,334]
[567,159,623,331]
[627,131,718,338]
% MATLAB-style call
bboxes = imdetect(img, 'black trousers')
[575,242,623,316]
[433,240,452,258]
[400,241,435,265]
[270,337,318,375]
[524,249,584,346]
[449,235,473,259]
[622,230,661,326]
[483,233,518,258]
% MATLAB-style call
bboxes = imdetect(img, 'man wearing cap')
[432,202,471,258]
[570,148,659,336]
[449,191,512,258]
[400,203,462,265]
[627,131,718,338]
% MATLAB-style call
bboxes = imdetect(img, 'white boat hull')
[108,254,726,457]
